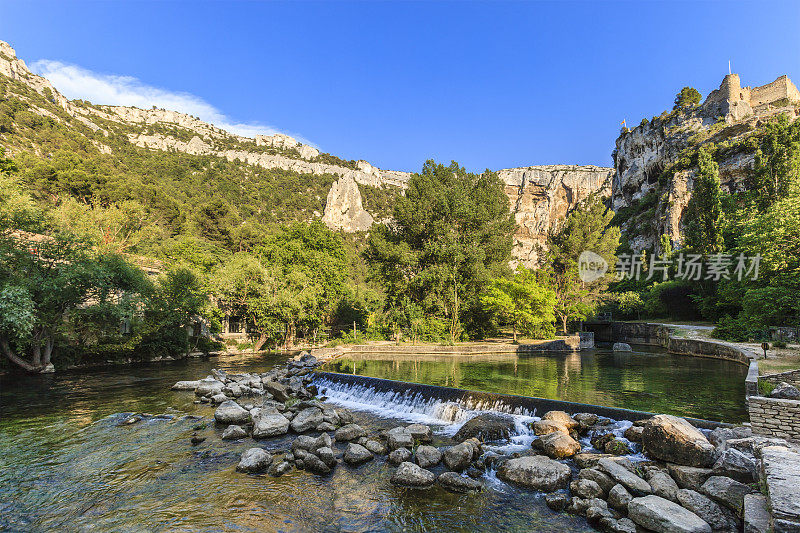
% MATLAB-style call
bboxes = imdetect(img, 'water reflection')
[325,346,748,423]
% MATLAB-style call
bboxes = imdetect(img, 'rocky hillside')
[0,38,613,265]
[613,73,800,251]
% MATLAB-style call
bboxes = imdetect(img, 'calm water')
[0,353,592,533]
[324,345,749,423]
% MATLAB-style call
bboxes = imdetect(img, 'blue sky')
[1,1,799,173]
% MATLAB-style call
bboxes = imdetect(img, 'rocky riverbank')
[165,353,795,533]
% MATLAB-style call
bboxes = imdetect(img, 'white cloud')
[30,59,312,144]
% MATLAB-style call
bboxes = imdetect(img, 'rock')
[190,435,205,445]
[252,411,290,439]
[585,505,614,525]
[316,422,336,432]
[628,495,712,533]
[598,458,652,496]
[760,445,800,530]
[292,433,331,453]
[343,443,373,465]
[700,476,752,515]
[575,453,614,469]
[437,472,483,493]
[574,412,599,428]
[214,400,251,425]
[496,455,572,492]
[602,517,637,533]
[364,439,387,455]
[668,464,715,490]
[537,431,581,459]
[613,342,632,352]
[533,420,569,436]
[263,380,289,402]
[579,468,616,494]
[708,426,752,448]
[453,413,516,443]
[221,425,247,440]
[770,382,800,400]
[545,492,570,511]
[290,407,323,433]
[677,489,740,532]
[390,462,435,487]
[571,478,604,499]
[236,448,273,473]
[388,447,412,465]
[624,425,644,442]
[649,472,680,502]
[608,483,633,511]
[386,427,414,451]
[268,461,292,477]
[415,445,442,469]
[303,453,332,475]
[172,380,201,391]
[642,415,716,467]
[322,174,375,232]
[405,424,432,442]
[591,432,616,451]
[711,448,757,483]
[316,446,337,468]
[570,497,608,516]
[541,411,579,431]
[742,494,770,533]
[334,424,367,442]
[443,442,475,471]
[195,378,224,397]
[605,438,632,456]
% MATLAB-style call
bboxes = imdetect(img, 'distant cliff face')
[613,73,800,251]
[498,165,613,268]
[322,175,374,232]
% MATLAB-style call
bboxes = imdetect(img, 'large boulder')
[388,447,412,465]
[221,425,247,440]
[443,442,475,471]
[613,342,632,352]
[390,462,435,487]
[386,427,414,451]
[214,400,251,425]
[536,431,581,459]
[642,415,716,467]
[608,484,633,512]
[579,468,616,494]
[290,407,323,433]
[711,449,757,483]
[649,472,680,502]
[335,423,367,442]
[415,445,442,469]
[343,443,374,465]
[533,420,569,436]
[496,455,572,492]
[541,411,579,432]
[628,495,712,533]
[195,378,224,397]
[667,464,714,490]
[676,489,740,532]
[598,458,652,496]
[437,472,482,493]
[405,424,433,442]
[171,380,201,391]
[571,478,604,499]
[770,382,800,400]
[263,380,289,402]
[236,448,273,473]
[700,476,753,515]
[453,413,516,443]
[252,411,290,438]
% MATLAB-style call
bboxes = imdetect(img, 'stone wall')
[748,395,800,440]
[760,368,800,388]
[667,337,752,365]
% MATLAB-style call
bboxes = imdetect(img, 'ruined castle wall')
[749,75,800,107]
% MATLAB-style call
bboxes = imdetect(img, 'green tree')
[684,147,724,254]
[674,87,702,109]
[366,160,515,342]
[749,114,800,209]
[544,194,620,334]
[481,267,556,342]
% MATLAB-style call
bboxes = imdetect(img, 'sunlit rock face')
[322,175,374,232]
[497,165,613,268]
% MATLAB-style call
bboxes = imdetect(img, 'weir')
[313,371,730,430]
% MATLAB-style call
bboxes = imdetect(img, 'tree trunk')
[512,324,517,343]
[0,339,41,372]
[561,316,568,335]
[253,333,267,353]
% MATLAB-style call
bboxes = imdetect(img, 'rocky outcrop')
[612,73,800,251]
[321,175,374,232]
[497,165,613,268]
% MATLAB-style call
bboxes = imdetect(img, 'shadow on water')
[0,352,593,532]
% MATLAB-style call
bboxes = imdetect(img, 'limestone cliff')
[613,73,800,251]
[322,175,374,232]
[497,165,613,267]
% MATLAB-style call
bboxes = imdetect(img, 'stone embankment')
[159,354,800,532]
